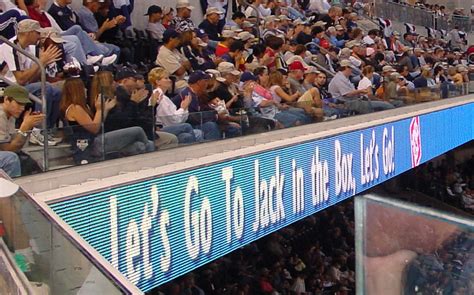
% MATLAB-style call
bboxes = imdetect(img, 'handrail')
[0,35,49,171]
[241,1,261,40]
[304,42,336,78]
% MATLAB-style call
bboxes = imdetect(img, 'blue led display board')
[49,103,474,292]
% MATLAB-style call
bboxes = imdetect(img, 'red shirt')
[27,7,52,28]
[215,43,229,57]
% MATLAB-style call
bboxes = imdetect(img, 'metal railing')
[373,1,472,32]
[0,35,49,171]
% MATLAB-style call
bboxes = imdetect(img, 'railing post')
[0,35,49,172]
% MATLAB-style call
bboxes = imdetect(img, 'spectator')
[60,77,155,164]
[199,7,224,41]
[144,5,165,41]
[48,0,119,61]
[147,67,201,144]
[156,29,192,88]
[172,71,221,140]
[0,85,44,174]
[0,19,63,145]
[107,68,178,150]
[171,0,195,33]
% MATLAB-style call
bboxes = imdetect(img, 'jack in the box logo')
[409,116,422,167]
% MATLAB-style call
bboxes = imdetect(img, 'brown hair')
[60,78,90,117]
[362,65,374,76]
[268,71,284,87]
[89,71,115,113]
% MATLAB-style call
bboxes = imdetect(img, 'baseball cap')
[304,66,320,75]
[205,7,224,16]
[339,59,353,68]
[176,0,194,10]
[238,31,255,42]
[144,5,162,15]
[115,68,137,81]
[163,7,173,15]
[18,19,45,34]
[382,65,396,73]
[289,61,307,71]
[188,70,210,84]
[3,85,31,104]
[240,72,257,83]
[222,30,239,39]
[195,28,208,39]
[314,21,327,28]
[335,25,344,31]
[205,69,226,82]
[40,27,65,43]
[218,62,240,76]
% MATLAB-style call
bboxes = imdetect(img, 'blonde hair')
[148,67,170,87]
[89,71,115,113]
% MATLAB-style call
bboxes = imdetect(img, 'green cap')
[3,85,31,104]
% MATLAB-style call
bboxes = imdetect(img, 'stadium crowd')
[0,0,472,177]
[406,148,474,213]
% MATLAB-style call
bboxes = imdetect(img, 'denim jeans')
[194,121,221,140]
[25,82,61,129]
[275,110,306,128]
[92,126,155,157]
[0,151,21,177]
[61,25,110,57]
[162,123,197,144]
[62,35,87,64]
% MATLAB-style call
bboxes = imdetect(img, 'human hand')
[115,15,126,25]
[104,97,117,111]
[131,88,149,103]
[39,46,62,65]
[20,109,45,131]
[102,18,117,30]
[180,94,192,110]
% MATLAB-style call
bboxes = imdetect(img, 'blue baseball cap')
[240,72,257,83]
[188,70,211,84]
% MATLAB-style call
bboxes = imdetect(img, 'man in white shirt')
[156,29,192,88]
[0,20,62,143]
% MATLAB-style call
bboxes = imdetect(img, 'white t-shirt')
[357,76,372,90]
[0,36,36,83]
[156,46,186,80]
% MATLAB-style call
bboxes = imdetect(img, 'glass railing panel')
[355,194,473,295]
[0,172,129,293]
[5,90,472,178]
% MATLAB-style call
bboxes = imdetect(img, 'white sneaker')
[86,55,103,65]
[29,129,59,146]
[101,54,117,66]
[323,115,338,121]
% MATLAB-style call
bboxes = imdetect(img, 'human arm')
[67,98,116,134]
[0,110,44,152]
[275,86,300,103]
[12,46,62,85]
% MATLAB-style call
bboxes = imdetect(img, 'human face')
[157,75,172,92]
[4,99,26,119]
[207,13,220,25]
[121,76,137,93]
[316,74,326,86]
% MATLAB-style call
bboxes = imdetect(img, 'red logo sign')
[409,116,422,167]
